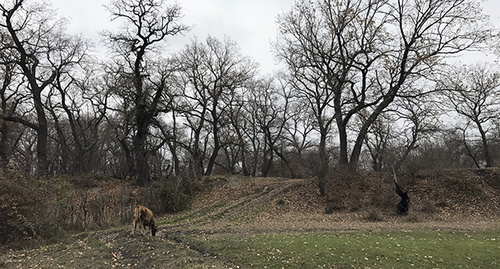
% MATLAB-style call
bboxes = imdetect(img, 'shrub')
[0,172,143,246]
[154,176,201,213]
[0,172,64,246]
[406,213,420,223]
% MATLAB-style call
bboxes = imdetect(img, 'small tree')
[440,64,500,168]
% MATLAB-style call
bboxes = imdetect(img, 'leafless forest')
[1,0,500,195]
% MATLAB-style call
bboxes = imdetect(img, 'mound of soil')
[406,169,500,219]
[2,168,499,248]
[191,168,500,225]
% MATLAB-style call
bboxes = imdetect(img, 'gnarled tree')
[175,36,257,177]
[103,0,188,185]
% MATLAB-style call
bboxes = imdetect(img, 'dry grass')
[164,170,500,236]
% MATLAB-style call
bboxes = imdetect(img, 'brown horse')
[131,205,157,236]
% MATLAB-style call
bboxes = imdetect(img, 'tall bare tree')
[235,80,265,177]
[276,0,492,193]
[47,62,108,174]
[0,44,24,170]
[103,0,188,185]
[250,77,295,177]
[1,0,88,176]
[176,36,257,176]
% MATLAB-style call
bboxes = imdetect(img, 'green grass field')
[203,230,500,268]
[3,228,499,268]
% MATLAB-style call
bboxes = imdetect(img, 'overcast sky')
[50,0,499,74]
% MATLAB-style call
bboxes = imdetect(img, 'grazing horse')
[131,205,157,236]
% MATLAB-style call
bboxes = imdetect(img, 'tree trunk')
[34,91,49,176]
[336,120,349,166]
[350,91,398,170]
[261,143,273,177]
[477,122,492,167]
[52,116,69,174]
[205,103,221,176]
[190,147,204,179]
[205,134,220,176]
[0,121,9,170]
[134,116,150,186]
[317,128,328,197]
[168,111,180,176]
[273,147,296,178]
[118,137,135,178]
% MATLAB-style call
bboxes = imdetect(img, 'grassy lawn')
[204,230,500,268]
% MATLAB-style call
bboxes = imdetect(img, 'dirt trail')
[167,178,307,227]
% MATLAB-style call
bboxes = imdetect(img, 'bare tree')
[363,113,392,172]
[47,62,108,174]
[284,98,316,161]
[250,77,295,177]
[393,98,441,172]
[275,0,492,193]
[226,81,250,175]
[176,36,257,176]
[275,1,339,194]
[363,95,441,173]
[1,0,88,176]
[439,64,500,167]
[103,0,188,185]
[237,80,265,177]
[0,45,24,170]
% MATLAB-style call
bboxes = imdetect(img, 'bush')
[0,171,203,248]
[0,172,64,246]
[154,176,202,213]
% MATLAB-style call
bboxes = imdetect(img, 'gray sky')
[51,0,295,74]
[51,0,499,73]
